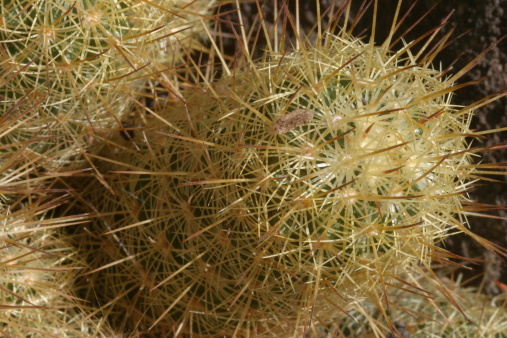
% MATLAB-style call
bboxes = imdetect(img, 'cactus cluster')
[2,0,507,336]
[0,0,213,336]
[70,4,507,336]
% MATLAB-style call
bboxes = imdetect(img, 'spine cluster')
[1,1,506,337]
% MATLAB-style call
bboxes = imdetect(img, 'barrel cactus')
[70,1,507,336]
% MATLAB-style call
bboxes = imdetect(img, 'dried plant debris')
[119,122,135,141]
[273,109,315,134]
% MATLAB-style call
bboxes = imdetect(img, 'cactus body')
[77,31,496,336]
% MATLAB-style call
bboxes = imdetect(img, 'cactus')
[0,60,119,336]
[0,202,117,337]
[0,0,214,170]
[65,1,507,336]
[333,273,507,337]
